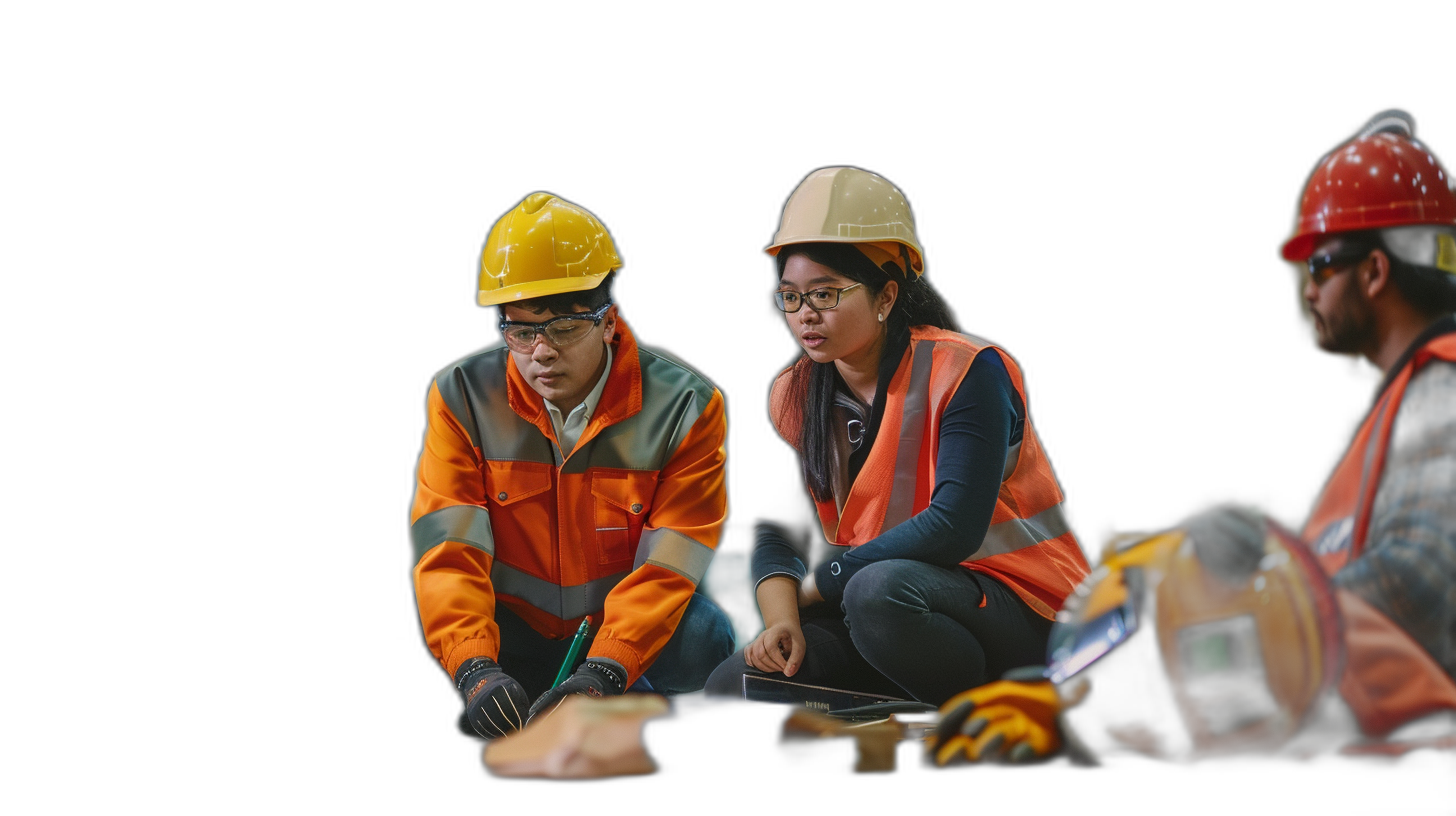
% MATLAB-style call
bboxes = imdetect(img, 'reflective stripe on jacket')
[1302,327,1456,735]
[409,321,727,683]
[770,325,1089,619]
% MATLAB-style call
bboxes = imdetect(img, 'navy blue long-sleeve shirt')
[754,350,1025,603]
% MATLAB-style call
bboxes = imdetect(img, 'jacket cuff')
[444,638,498,678]
[586,637,644,686]
[753,571,804,593]
[752,522,808,585]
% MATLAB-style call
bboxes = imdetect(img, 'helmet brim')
[477,270,613,307]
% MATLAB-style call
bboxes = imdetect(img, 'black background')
[346,90,1450,798]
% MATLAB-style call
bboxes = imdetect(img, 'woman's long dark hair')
[776,242,959,502]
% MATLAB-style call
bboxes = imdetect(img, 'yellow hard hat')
[1048,518,1339,763]
[478,192,622,306]
[766,166,925,276]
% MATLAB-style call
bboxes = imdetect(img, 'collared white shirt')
[545,346,613,455]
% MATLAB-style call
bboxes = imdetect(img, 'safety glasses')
[774,283,864,313]
[1305,246,1371,286]
[498,301,612,352]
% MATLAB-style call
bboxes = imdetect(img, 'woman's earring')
[877,313,884,323]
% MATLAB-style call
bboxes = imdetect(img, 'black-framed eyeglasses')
[498,301,612,352]
[1306,246,1371,286]
[774,283,864,313]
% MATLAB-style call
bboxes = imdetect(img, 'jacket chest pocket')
[483,461,556,572]
[590,469,655,568]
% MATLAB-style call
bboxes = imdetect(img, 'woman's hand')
[797,572,825,607]
[744,621,807,677]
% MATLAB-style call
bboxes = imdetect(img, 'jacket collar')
[505,319,643,451]
[1374,313,1456,401]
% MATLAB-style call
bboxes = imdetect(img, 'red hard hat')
[1281,111,1456,261]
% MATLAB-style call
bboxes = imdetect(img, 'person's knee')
[679,592,736,664]
[703,651,750,697]
[843,560,924,625]
[645,593,737,694]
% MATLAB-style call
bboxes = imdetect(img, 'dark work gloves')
[527,658,628,722]
[455,657,530,739]
[1180,504,1269,585]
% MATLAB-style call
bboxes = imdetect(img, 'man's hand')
[455,657,530,739]
[928,668,1067,765]
[1188,507,1269,582]
[528,659,628,723]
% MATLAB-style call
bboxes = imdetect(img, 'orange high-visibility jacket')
[1303,330,1456,735]
[410,321,727,684]
[770,326,1089,619]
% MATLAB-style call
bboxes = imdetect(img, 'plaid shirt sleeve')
[1334,360,1456,679]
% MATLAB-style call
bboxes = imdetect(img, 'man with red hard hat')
[1279,109,1456,737]
[929,111,1456,763]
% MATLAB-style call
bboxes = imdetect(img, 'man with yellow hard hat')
[929,110,1456,763]
[409,192,735,739]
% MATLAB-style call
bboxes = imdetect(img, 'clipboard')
[745,673,937,722]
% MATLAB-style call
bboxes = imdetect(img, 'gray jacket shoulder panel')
[432,345,555,464]
[638,344,723,456]
[430,342,722,472]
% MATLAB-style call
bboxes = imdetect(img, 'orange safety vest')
[770,326,1090,619]
[1305,331,1456,570]
[1302,329,1456,736]
[409,321,727,683]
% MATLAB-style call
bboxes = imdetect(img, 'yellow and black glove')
[926,673,1065,769]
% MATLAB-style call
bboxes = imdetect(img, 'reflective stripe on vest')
[1305,389,1397,570]
[870,336,1072,562]
[771,326,1089,617]
[981,502,1074,559]
[1303,330,1456,571]
[883,340,935,531]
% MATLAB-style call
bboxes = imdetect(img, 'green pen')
[552,616,593,688]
